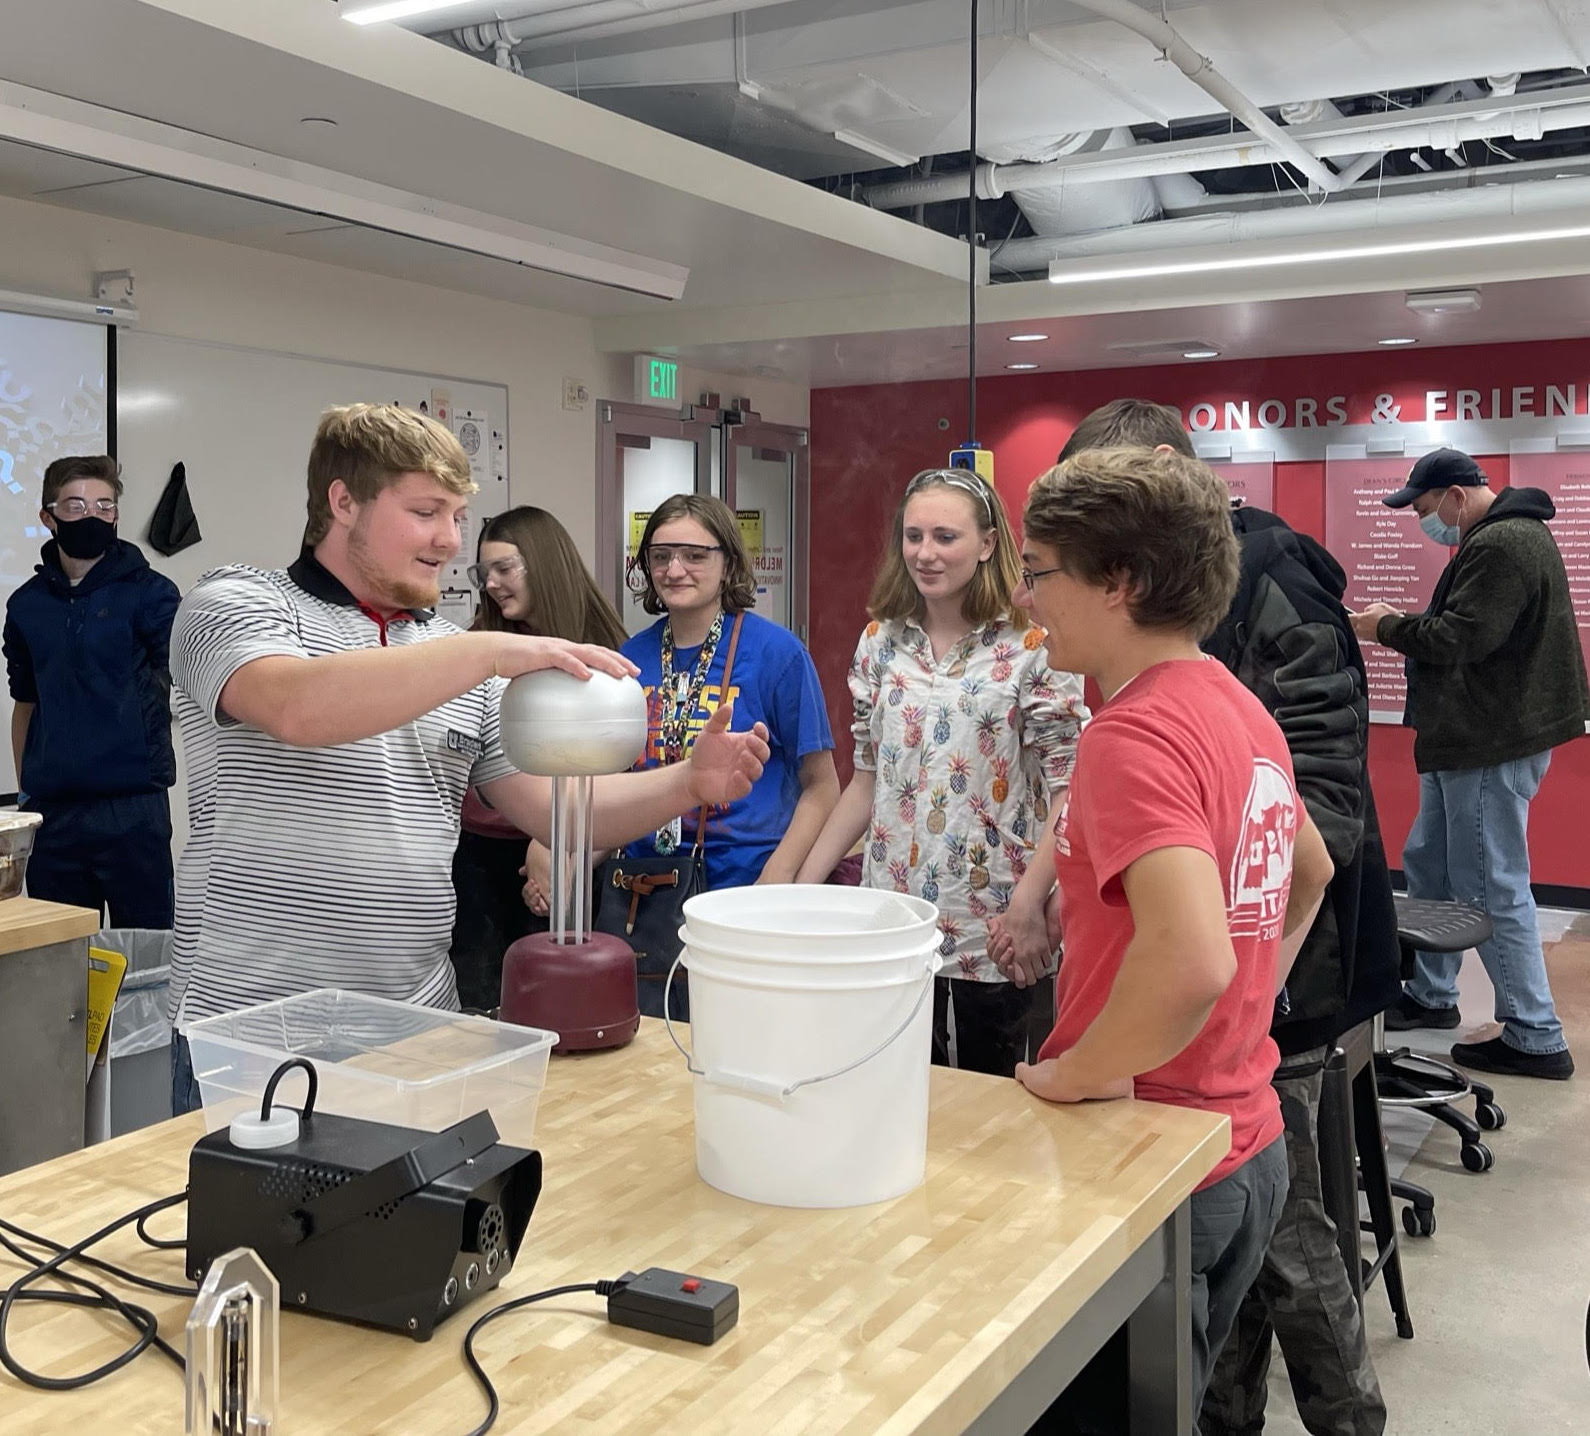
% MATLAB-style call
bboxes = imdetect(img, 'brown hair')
[474,506,627,648]
[304,403,475,545]
[867,469,1029,630]
[632,493,756,617]
[1058,398,1196,462]
[42,455,123,509]
[1023,446,1239,640]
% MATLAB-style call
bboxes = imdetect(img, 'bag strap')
[691,611,745,855]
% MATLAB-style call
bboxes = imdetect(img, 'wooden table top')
[0,897,98,958]
[0,1021,1225,1436]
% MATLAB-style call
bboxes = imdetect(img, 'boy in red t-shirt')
[998,446,1335,1409]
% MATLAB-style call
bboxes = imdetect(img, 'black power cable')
[0,1189,191,1390]
[459,1279,626,1436]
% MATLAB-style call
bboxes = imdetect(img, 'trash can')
[86,928,174,1141]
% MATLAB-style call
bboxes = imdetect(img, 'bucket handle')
[661,947,938,1102]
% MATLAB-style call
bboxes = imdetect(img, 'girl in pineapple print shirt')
[798,469,1088,1076]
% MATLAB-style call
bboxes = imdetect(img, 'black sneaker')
[1383,991,1461,1031]
[1451,1037,1575,1081]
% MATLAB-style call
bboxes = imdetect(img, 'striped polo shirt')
[167,552,516,1028]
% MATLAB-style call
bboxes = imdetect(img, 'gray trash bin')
[93,928,174,1139]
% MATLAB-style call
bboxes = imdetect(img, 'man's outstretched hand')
[686,704,769,807]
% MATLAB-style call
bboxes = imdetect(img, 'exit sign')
[634,354,680,407]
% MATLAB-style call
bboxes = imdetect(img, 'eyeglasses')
[466,557,526,588]
[645,544,723,571]
[49,498,119,519]
[1019,564,1065,589]
[904,469,994,526]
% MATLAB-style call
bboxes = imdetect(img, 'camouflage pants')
[1200,1048,1388,1436]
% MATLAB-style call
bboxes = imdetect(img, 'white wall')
[0,192,608,554]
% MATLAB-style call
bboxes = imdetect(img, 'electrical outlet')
[563,378,590,412]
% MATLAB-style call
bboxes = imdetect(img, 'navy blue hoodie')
[3,538,180,801]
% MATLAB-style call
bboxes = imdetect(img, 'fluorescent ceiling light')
[1048,226,1590,287]
[1007,333,1049,343]
[1378,337,1419,346]
[0,80,688,300]
[1183,348,1221,359]
[1006,362,1039,370]
[343,0,478,25]
[1405,287,1483,314]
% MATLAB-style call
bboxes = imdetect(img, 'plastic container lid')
[0,812,42,833]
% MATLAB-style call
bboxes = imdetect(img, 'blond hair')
[304,403,476,545]
[1023,446,1238,640]
[867,469,1029,630]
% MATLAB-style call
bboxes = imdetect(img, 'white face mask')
[1419,492,1462,547]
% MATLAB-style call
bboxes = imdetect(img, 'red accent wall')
[809,339,1590,890]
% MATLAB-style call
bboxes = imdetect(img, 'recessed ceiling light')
[1183,348,1221,360]
[1006,362,1039,371]
[1378,337,1419,346]
[1007,333,1049,343]
[300,116,339,129]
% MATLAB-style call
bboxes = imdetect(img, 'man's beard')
[348,516,442,610]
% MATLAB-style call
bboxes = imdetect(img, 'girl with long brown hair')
[449,506,627,1008]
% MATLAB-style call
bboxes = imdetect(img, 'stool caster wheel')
[1403,1205,1436,1238]
[1475,1102,1506,1131]
[1460,1141,1494,1173]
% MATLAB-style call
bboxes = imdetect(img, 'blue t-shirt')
[622,610,833,890]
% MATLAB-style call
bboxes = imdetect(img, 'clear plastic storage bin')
[184,989,556,1148]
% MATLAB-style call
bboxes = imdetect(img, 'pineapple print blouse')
[848,615,1088,982]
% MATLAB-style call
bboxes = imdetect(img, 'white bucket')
[669,885,942,1209]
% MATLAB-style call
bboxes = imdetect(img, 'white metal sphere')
[499,669,649,776]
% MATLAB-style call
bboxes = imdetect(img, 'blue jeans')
[171,1032,203,1116]
[1402,753,1567,1055]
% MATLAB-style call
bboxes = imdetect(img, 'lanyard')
[658,610,725,762]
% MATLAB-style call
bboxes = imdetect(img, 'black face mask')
[53,515,117,561]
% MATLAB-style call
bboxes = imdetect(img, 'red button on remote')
[681,1278,701,1293]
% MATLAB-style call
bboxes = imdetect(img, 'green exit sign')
[635,354,680,407]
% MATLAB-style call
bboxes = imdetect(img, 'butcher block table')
[0,1020,1225,1435]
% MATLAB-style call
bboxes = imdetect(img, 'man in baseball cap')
[1380,446,1488,512]
[1350,447,1585,1080]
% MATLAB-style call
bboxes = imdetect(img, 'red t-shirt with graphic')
[1038,659,1296,1189]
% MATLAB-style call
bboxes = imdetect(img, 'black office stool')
[1379,896,1505,1220]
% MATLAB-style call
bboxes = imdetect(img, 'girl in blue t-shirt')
[622,494,838,905]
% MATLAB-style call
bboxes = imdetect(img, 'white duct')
[993,171,1590,272]
[1012,128,1160,238]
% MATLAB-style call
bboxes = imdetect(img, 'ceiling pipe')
[1058,0,1345,194]
[862,84,1590,207]
[992,170,1590,271]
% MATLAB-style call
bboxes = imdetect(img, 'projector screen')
[0,308,112,796]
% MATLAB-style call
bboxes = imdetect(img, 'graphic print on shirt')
[638,680,742,765]
[1227,757,1298,940]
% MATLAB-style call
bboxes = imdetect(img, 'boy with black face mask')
[3,455,181,927]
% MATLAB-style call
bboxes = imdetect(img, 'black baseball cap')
[1383,448,1487,508]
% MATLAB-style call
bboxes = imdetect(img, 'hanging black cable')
[967,0,980,446]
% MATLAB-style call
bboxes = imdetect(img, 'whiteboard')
[115,332,509,607]
[0,309,111,796]
[114,332,509,850]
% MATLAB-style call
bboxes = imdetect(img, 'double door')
[595,400,810,642]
